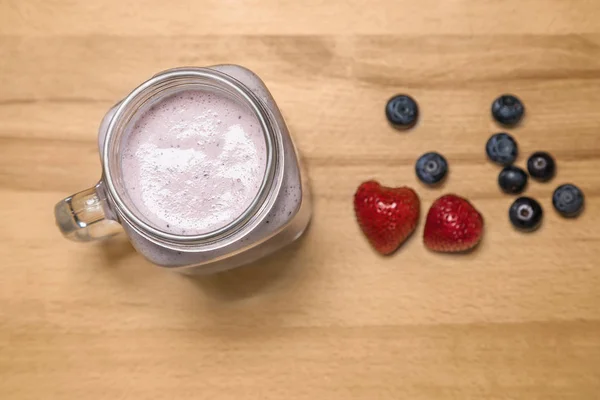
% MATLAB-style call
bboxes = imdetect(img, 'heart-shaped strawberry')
[424,194,484,253]
[354,181,420,255]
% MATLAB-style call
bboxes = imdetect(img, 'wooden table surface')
[2,1,600,399]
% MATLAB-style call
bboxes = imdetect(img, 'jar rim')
[102,67,279,246]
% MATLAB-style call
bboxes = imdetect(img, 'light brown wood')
[1,1,600,399]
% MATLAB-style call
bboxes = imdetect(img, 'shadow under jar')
[54,66,311,274]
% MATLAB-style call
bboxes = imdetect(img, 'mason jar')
[54,66,311,274]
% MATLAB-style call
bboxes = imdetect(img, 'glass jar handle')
[54,182,121,241]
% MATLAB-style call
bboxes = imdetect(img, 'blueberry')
[415,152,448,185]
[509,197,543,231]
[486,133,518,165]
[552,184,584,218]
[527,151,556,182]
[492,94,525,126]
[386,95,419,129]
[498,165,528,195]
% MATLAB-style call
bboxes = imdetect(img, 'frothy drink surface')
[121,89,267,235]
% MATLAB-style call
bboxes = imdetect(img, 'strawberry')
[423,194,484,253]
[353,181,420,255]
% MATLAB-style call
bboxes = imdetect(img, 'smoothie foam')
[120,89,267,235]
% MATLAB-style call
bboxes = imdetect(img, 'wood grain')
[1,1,600,399]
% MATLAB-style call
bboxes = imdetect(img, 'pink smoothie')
[120,89,267,235]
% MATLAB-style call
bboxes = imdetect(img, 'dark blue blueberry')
[509,197,543,231]
[553,184,584,218]
[498,165,528,195]
[486,133,518,165]
[415,152,448,185]
[386,95,419,129]
[527,151,556,182]
[492,94,525,126]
